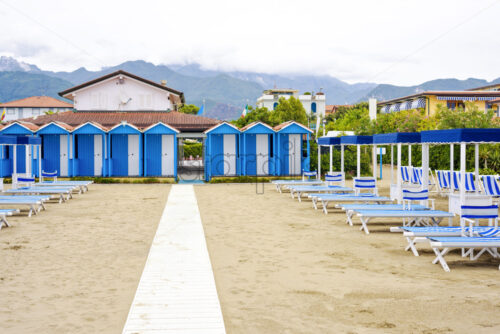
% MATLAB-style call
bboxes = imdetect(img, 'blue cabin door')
[43,135,60,175]
[256,134,269,175]
[76,134,95,176]
[16,145,26,174]
[161,135,175,176]
[111,134,128,176]
[146,134,161,176]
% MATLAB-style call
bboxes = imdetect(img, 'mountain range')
[0,56,498,120]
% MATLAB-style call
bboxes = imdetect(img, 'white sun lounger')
[4,187,73,203]
[289,185,353,201]
[272,179,323,192]
[0,197,47,217]
[0,208,20,230]
[310,194,392,214]
[341,204,429,227]
[429,237,500,272]
[36,181,92,193]
[355,210,454,234]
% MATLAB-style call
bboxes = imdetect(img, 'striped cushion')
[354,178,376,189]
[325,174,343,182]
[42,171,58,177]
[18,177,35,183]
[411,168,421,184]
[402,189,429,200]
[461,205,498,219]
[448,171,460,191]
[481,175,500,196]
[436,170,449,189]
[401,166,410,182]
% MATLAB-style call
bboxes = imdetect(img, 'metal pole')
[397,143,402,203]
[408,144,412,166]
[372,145,377,179]
[357,144,360,178]
[341,145,344,175]
[390,145,394,184]
[317,143,321,178]
[379,147,383,179]
[450,143,454,196]
[329,145,332,173]
[460,142,466,207]
[422,143,429,192]
[475,143,479,194]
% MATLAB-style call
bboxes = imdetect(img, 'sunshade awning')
[420,128,500,144]
[373,132,421,144]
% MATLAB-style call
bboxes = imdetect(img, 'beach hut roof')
[108,121,141,134]
[1,121,39,134]
[340,135,373,145]
[72,121,109,133]
[240,121,274,133]
[420,128,500,144]
[273,121,312,133]
[318,136,341,146]
[143,122,180,134]
[204,121,240,134]
[373,132,421,144]
[36,121,73,134]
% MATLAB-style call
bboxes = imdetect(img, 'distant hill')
[1,56,500,120]
[0,71,73,103]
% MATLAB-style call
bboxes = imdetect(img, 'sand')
[196,174,500,333]
[0,184,169,334]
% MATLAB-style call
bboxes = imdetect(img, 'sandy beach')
[0,184,169,334]
[196,176,500,333]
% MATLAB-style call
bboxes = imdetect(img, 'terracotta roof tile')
[0,96,73,108]
[15,111,220,132]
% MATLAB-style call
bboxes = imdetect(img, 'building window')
[311,102,317,113]
[32,108,40,115]
[273,102,278,110]
[6,108,15,114]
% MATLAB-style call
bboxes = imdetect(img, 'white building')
[59,70,184,112]
[0,96,73,121]
[256,89,326,117]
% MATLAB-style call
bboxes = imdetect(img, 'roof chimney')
[161,80,167,86]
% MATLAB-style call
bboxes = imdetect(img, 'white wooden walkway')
[122,185,226,334]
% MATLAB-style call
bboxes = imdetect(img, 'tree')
[435,102,500,129]
[326,103,371,135]
[232,106,272,127]
[269,96,308,125]
[178,104,200,115]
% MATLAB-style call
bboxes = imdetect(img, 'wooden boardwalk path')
[122,184,226,334]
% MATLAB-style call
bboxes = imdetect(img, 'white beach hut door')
[289,134,301,175]
[161,135,174,176]
[128,134,140,176]
[256,134,269,175]
[59,135,68,176]
[223,134,236,175]
[94,135,102,176]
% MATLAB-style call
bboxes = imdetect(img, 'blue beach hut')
[0,122,37,177]
[0,135,17,178]
[36,122,73,177]
[240,122,275,176]
[204,122,240,181]
[143,122,179,177]
[108,122,142,177]
[72,122,107,177]
[274,121,312,176]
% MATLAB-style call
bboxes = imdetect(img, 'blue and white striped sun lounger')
[481,175,500,197]
[309,193,392,214]
[454,171,477,192]
[447,171,460,192]
[272,179,323,192]
[435,170,450,194]
[4,187,74,203]
[355,210,454,234]
[36,181,92,193]
[341,204,429,226]
[289,185,353,201]
[0,208,20,230]
[429,237,500,272]
[401,166,411,183]
[0,196,49,217]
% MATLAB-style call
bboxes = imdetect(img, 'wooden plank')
[122,185,226,334]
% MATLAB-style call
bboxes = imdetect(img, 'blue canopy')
[421,128,500,144]
[16,136,42,145]
[318,136,341,145]
[0,135,17,145]
[340,135,373,145]
[373,132,421,144]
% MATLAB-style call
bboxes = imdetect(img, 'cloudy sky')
[0,0,499,85]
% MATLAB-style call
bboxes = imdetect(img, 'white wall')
[3,107,72,121]
[256,93,326,116]
[72,75,175,111]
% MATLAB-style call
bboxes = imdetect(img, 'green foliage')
[178,104,200,115]
[232,96,308,128]
[371,109,434,134]
[209,175,299,183]
[327,103,371,135]
[183,141,202,158]
[69,176,175,184]
[435,102,500,129]
[309,140,371,176]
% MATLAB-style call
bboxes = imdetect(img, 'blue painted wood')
[37,123,69,135]
[109,123,140,135]
[111,134,128,176]
[276,122,312,134]
[16,145,26,174]
[205,123,240,135]
[210,134,224,176]
[42,135,60,175]
[144,123,178,135]
[0,123,33,135]
[73,123,105,135]
[242,123,274,135]
[244,134,257,175]
[145,134,162,176]
[76,134,94,176]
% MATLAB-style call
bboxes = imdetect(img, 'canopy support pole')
[450,144,454,196]
[38,145,42,181]
[390,145,394,184]
[475,144,479,194]
[12,145,17,189]
[397,143,402,203]
[341,145,344,175]
[460,143,466,208]
[408,144,412,166]
[329,145,333,174]
[372,145,377,179]
[356,144,360,178]
[317,143,321,178]
[422,143,429,193]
